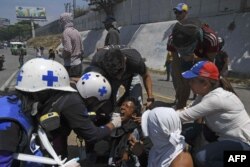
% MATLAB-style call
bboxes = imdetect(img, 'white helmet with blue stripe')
[15,58,76,92]
[76,72,111,101]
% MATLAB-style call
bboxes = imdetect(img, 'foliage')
[0,20,40,41]
[74,7,90,18]
[88,0,125,15]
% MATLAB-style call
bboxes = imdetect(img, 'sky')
[0,0,87,25]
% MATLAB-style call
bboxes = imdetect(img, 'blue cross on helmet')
[15,58,76,92]
[76,72,111,101]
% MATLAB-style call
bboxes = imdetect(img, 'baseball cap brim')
[182,70,198,79]
[173,7,182,12]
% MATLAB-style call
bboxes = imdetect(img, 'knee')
[194,150,206,167]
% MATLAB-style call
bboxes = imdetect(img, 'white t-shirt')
[178,87,250,145]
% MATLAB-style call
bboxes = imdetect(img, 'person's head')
[98,47,126,80]
[183,61,237,96]
[172,18,203,57]
[76,71,111,110]
[103,16,117,30]
[59,12,73,29]
[182,61,220,96]
[142,107,185,148]
[218,36,225,50]
[120,96,141,123]
[15,58,76,102]
[173,3,189,21]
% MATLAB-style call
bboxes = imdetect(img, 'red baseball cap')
[182,61,219,80]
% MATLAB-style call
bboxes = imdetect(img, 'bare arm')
[142,69,154,99]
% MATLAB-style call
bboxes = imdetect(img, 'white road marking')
[0,70,18,91]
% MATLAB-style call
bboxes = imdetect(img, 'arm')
[170,151,194,167]
[177,94,221,123]
[221,52,229,76]
[62,31,72,58]
[142,70,154,100]
[62,103,113,143]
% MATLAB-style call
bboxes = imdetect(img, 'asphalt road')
[0,47,250,166]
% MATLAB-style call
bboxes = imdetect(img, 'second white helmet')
[76,72,111,101]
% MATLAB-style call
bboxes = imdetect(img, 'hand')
[128,135,144,156]
[110,113,121,128]
[144,101,154,110]
[132,115,141,125]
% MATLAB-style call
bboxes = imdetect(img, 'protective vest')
[0,95,33,142]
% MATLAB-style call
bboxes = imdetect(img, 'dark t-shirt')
[215,50,228,72]
[88,46,146,106]
[39,92,111,144]
[91,46,147,81]
[104,28,120,46]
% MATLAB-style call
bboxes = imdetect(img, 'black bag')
[182,122,218,146]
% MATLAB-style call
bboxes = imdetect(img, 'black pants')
[65,63,82,78]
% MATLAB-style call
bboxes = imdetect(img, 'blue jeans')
[194,140,250,167]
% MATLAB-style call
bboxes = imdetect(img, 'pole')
[31,20,35,38]
[73,0,76,18]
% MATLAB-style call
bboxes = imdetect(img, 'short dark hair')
[172,18,202,48]
[101,48,125,78]
[123,96,141,116]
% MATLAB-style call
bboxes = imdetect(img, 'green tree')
[87,0,125,16]
[0,20,40,41]
[74,7,90,18]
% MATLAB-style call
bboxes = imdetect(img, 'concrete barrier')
[80,12,250,75]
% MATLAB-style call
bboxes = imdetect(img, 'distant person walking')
[40,46,44,57]
[35,47,41,58]
[49,48,56,60]
[59,12,84,81]
[103,16,120,46]
[164,52,173,81]
[17,45,25,68]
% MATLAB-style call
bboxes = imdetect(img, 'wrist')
[106,122,115,130]
[147,97,155,102]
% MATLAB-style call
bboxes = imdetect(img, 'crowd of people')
[0,3,249,167]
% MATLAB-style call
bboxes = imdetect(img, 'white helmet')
[76,72,111,101]
[15,58,76,92]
